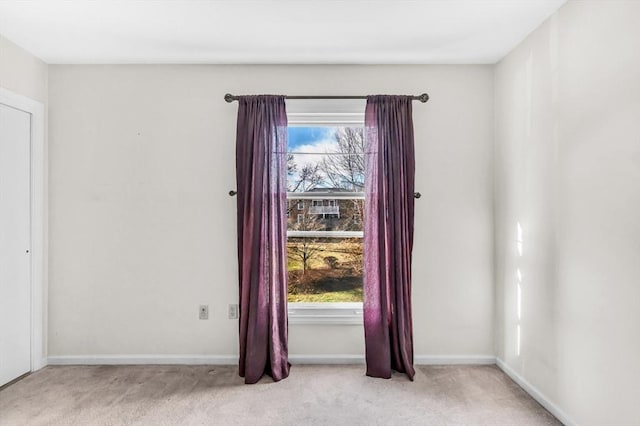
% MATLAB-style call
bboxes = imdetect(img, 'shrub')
[323,256,340,269]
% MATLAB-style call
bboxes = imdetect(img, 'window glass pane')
[287,237,363,303]
[287,127,364,192]
[287,126,365,304]
[287,198,364,232]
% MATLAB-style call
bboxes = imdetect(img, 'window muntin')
[286,126,364,304]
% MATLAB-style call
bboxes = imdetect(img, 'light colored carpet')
[0,364,560,425]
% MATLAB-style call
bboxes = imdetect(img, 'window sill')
[288,302,363,325]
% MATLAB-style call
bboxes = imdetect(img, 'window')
[297,201,304,210]
[286,125,365,323]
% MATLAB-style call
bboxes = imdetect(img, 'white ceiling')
[0,0,566,64]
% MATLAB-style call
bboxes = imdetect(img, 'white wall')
[494,1,640,424]
[48,65,494,359]
[0,35,47,104]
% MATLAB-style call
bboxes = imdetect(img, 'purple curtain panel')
[235,95,290,384]
[363,95,416,380]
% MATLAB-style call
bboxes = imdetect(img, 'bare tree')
[342,238,363,275]
[287,211,326,276]
[287,154,323,193]
[287,154,325,219]
[287,238,323,276]
[287,153,296,177]
[345,199,364,231]
[291,163,323,192]
[320,128,365,230]
[320,127,365,191]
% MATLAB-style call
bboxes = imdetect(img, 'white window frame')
[288,302,363,325]
[286,111,365,325]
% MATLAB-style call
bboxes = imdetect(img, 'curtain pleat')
[363,95,416,380]
[235,95,289,384]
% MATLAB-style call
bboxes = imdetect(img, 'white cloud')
[288,138,341,190]
[290,138,339,168]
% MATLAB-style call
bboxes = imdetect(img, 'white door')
[0,102,32,386]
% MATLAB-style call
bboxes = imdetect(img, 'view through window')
[287,126,364,303]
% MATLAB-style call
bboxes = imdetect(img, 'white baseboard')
[414,355,496,365]
[47,355,238,365]
[47,354,495,366]
[496,358,575,426]
[289,354,496,365]
[33,357,48,370]
[47,354,364,366]
[289,354,364,364]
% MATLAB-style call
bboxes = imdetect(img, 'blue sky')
[287,127,335,151]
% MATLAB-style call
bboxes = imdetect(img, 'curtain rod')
[228,190,421,198]
[224,93,429,103]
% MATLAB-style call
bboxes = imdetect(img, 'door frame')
[0,87,46,371]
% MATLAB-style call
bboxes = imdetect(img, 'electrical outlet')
[228,304,239,319]
[199,305,209,320]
